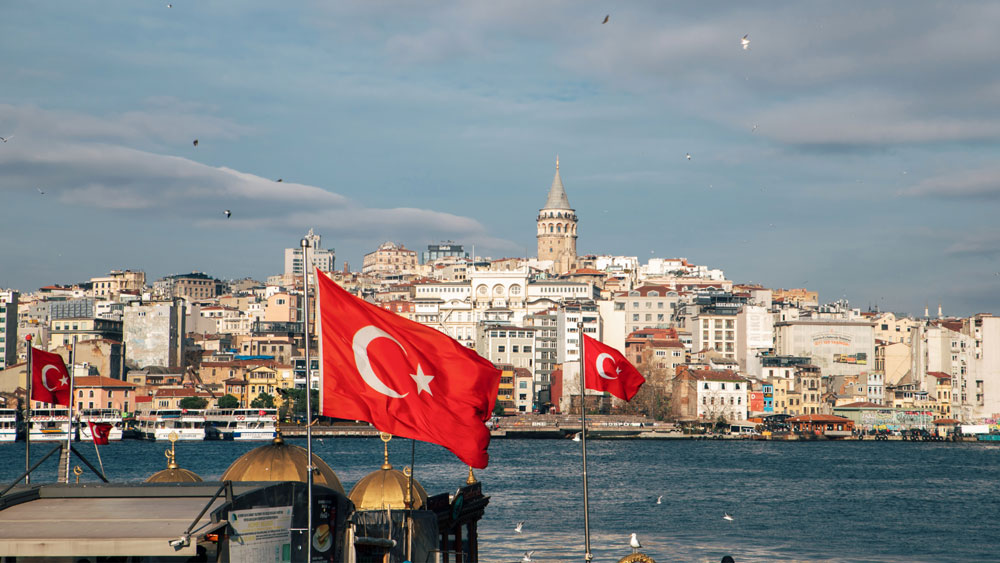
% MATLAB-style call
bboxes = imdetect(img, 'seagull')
[602,14,609,24]
[571,432,581,442]
[522,551,534,562]
[686,153,691,160]
[36,188,45,195]
[276,178,283,182]
[224,209,231,218]
[656,495,663,505]
[0,135,12,142]
[741,34,750,50]
[192,139,198,147]
[166,3,172,7]
[514,521,524,534]
[723,512,734,521]
[752,123,758,133]
[630,533,642,552]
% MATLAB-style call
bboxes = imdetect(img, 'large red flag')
[30,347,71,407]
[582,334,645,401]
[89,421,113,445]
[316,269,501,468]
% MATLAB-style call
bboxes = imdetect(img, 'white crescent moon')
[595,353,617,379]
[352,325,409,398]
[41,365,60,391]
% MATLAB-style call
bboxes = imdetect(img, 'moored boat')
[0,409,17,443]
[204,408,278,441]
[28,409,71,441]
[136,409,206,441]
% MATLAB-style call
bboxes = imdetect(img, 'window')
[498,346,506,353]
[512,345,519,353]
[703,383,709,389]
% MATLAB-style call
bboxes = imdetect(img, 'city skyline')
[2,2,999,316]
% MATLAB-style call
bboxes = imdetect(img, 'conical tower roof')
[543,156,571,210]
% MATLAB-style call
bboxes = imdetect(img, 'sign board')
[229,506,293,562]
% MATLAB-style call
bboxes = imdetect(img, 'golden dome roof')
[348,434,428,511]
[145,436,203,483]
[146,467,204,483]
[220,434,344,494]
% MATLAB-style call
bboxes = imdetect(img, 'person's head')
[721,556,735,563]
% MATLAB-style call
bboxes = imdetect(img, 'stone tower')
[536,157,578,274]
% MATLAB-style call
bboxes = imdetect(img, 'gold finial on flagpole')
[73,465,82,484]
[380,432,392,469]
[466,466,477,485]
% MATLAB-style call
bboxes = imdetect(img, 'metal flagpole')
[24,336,33,484]
[577,321,592,561]
[66,336,77,483]
[301,237,314,562]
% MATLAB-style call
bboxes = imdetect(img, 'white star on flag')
[59,375,69,387]
[410,364,434,395]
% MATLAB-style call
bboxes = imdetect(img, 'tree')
[178,396,208,410]
[217,394,239,409]
[278,388,318,420]
[251,392,275,409]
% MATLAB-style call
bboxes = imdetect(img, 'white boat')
[28,409,71,441]
[136,409,206,441]
[0,409,17,442]
[77,409,125,442]
[205,408,278,441]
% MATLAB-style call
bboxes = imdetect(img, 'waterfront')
[2,438,999,562]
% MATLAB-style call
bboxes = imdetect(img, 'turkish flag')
[30,347,71,407]
[89,421,113,445]
[582,334,645,401]
[316,269,501,468]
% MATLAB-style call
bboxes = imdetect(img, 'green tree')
[217,394,239,409]
[250,392,275,409]
[178,396,208,410]
[278,388,318,420]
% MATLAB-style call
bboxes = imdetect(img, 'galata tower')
[536,156,578,275]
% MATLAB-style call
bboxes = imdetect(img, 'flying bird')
[0,135,12,142]
[686,153,691,160]
[166,3,172,7]
[630,533,642,552]
[741,34,750,50]
[571,432,581,442]
[514,521,524,534]
[276,178,283,182]
[224,209,231,218]
[192,139,199,147]
[36,188,45,195]
[602,14,609,24]
[724,512,734,521]
[656,495,663,505]
[752,123,758,132]
[522,551,534,562]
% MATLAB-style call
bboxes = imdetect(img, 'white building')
[737,305,774,376]
[0,290,18,369]
[122,299,186,369]
[284,229,335,279]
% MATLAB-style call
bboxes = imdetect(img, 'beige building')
[615,285,680,336]
[90,270,145,300]
[872,311,919,345]
[362,242,419,279]
[536,157,578,275]
[264,292,300,324]
[50,317,123,350]
[875,340,911,386]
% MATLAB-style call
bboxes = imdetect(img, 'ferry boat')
[28,409,71,441]
[136,409,207,441]
[0,409,17,442]
[205,408,278,440]
[77,409,125,442]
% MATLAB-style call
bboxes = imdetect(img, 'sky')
[2,1,1000,317]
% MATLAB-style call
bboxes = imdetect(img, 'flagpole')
[577,321,592,562]
[24,336,33,485]
[301,237,314,562]
[66,336,77,483]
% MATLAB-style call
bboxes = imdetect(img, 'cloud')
[899,166,1000,199]
[0,103,512,252]
[945,232,1000,258]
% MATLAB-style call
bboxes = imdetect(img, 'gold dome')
[145,437,203,483]
[348,434,428,510]
[220,434,345,494]
[146,467,204,483]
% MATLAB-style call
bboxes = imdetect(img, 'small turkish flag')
[583,334,645,402]
[316,269,502,468]
[89,421,113,445]
[30,347,71,407]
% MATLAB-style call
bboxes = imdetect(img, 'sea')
[2,438,999,563]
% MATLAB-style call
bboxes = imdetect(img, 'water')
[2,438,998,562]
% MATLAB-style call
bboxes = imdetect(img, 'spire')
[543,155,571,209]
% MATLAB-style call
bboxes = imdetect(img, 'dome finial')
[379,432,393,470]
[165,431,179,469]
[466,466,477,485]
[556,155,559,170]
